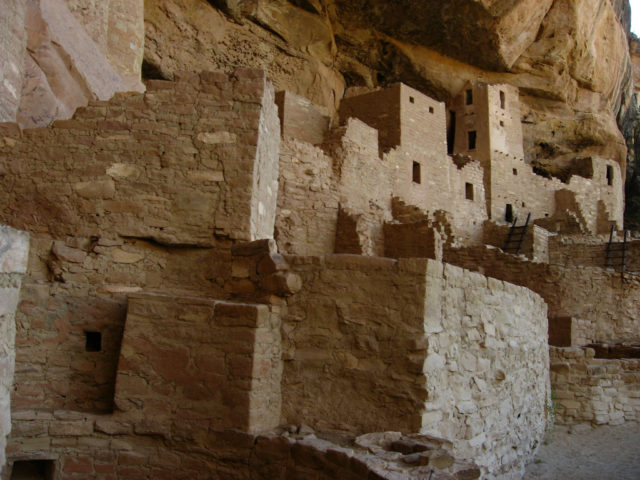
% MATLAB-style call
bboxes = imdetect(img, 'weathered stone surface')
[0,226,29,468]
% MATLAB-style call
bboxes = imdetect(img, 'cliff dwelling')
[1,1,640,479]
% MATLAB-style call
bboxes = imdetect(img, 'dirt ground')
[523,422,640,480]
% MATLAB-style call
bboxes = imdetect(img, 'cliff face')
[144,0,634,176]
[0,0,635,218]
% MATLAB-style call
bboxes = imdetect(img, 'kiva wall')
[445,245,640,343]
[281,256,549,478]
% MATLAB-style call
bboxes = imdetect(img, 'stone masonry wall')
[0,227,29,469]
[282,256,549,479]
[445,245,640,343]
[115,294,282,435]
[0,70,281,414]
[281,255,429,434]
[419,262,549,479]
[1,69,279,246]
[550,346,640,425]
[276,137,338,255]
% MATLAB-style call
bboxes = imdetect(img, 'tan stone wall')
[279,84,489,253]
[339,85,401,153]
[281,255,429,434]
[3,415,476,480]
[0,1,26,122]
[444,245,640,343]
[115,294,282,434]
[550,346,640,425]
[282,256,549,478]
[420,262,549,478]
[0,227,29,469]
[0,71,281,414]
[275,138,338,255]
[549,235,640,273]
[1,70,278,245]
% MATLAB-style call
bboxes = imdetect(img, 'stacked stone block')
[550,346,640,425]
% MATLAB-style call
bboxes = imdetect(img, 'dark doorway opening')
[10,460,55,480]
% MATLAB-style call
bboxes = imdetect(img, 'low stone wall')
[282,255,549,478]
[0,226,29,469]
[550,346,640,425]
[444,244,640,344]
[4,412,478,480]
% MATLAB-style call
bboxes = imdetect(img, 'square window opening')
[513,168,518,175]
[468,130,477,150]
[412,162,421,184]
[85,331,102,352]
[429,106,434,114]
[465,183,474,201]
[606,165,613,185]
[466,89,473,105]
[505,204,514,223]
[500,90,506,109]
[500,120,505,127]
[409,96,415,104]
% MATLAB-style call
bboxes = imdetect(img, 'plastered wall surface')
[0,227,29,468]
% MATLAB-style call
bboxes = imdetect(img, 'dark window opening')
[10,460,55,480]
[606,165,613,185]
[429,106,434,113]
[505,204,514,223]
[522,202,526,207]
[412,162,421,184]
[500,120,505,127]
[468,130,477,150]
[513,168,518,175]
[466,89,473,105]
[85,331,102,352]
[447,110,456,155]
[409,96,415,104]
[500,90,506,109]
[465,183,474,201]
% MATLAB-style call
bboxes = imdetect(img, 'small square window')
[409,96,415,104]
[429,106,434,113]
[468,130,477,150]
[513,168,518,175]
[85,331,102,352]
[466,89,473,105]
[465,183,474,201]
[412,162,421,184]
[500,120,504,127]
[606,165,613,186]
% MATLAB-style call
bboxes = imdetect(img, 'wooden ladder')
[503,213,530,255]
[605,225,627,275]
